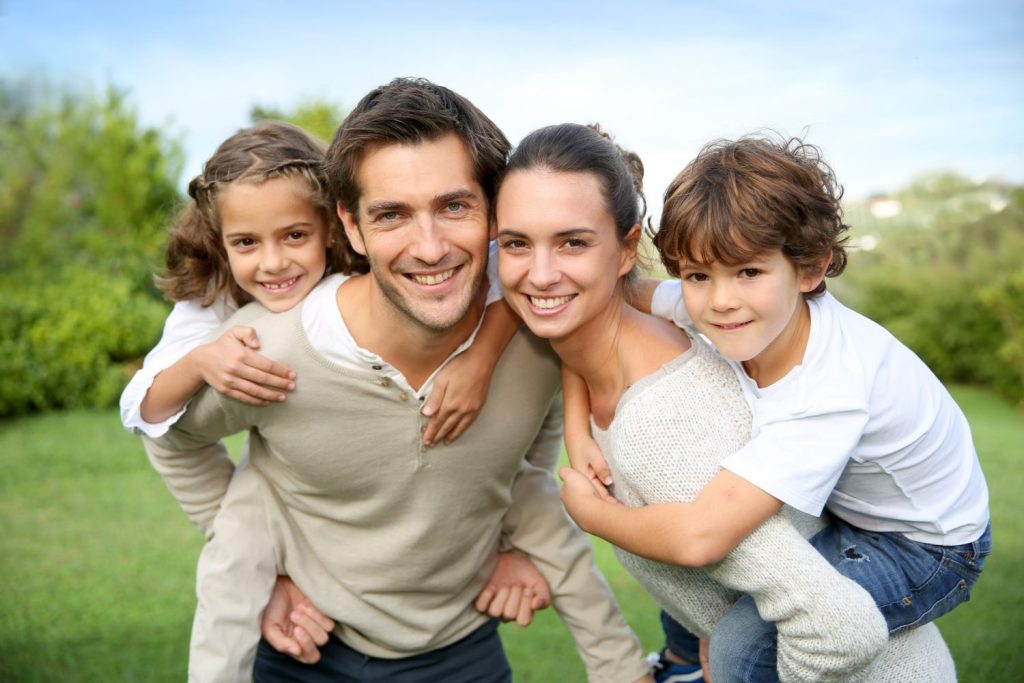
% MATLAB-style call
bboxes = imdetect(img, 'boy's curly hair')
[653,133,849,296]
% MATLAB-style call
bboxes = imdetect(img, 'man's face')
[339,133,490,333]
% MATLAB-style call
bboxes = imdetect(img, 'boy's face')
[677,248,821,385]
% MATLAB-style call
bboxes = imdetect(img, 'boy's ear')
[338,202,367,256]
[617,225,642,277]
[800,254,832,293]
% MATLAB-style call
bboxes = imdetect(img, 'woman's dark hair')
[499,122,646,240]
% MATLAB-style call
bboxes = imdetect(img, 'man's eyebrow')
[435,189,480,205]
[364,200,410,215]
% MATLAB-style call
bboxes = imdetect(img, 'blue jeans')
[253,619,511,683]
[706,519,992,682]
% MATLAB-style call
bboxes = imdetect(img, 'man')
[146,78,651,682]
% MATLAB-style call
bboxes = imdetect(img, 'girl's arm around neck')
[421,298,521,446]
[559,467,782,567]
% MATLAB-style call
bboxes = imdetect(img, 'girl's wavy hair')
[496,122,648,283]
[156,121,368,307]
[653,133,849,296]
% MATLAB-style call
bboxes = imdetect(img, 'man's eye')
[446,202,466,213]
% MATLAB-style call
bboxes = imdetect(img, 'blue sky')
[2,1,1022,203]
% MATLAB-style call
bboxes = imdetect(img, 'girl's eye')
[286,231,307,241]
[233,238,256,248]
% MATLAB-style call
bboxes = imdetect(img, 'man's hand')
[474,551,551,627]
[261,575,335,664]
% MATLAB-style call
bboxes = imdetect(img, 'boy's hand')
[261,575,335,664]
[193,326,296,405]
[421,352,492,446]
[474,551,551,627]
[559,467,619,533]
[567,435,617,503]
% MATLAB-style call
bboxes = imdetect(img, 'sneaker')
[647,650,704,683]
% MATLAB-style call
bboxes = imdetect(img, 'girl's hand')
[568,434,617,503]
[192,326,296,405]
[421,350,492,446]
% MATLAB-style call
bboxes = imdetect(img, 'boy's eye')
[684,272,708,283]
[740,268,761,278]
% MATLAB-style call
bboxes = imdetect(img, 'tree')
[249,97,347,144]
[0,77,183,415]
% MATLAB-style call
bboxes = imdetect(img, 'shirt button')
[377,377,391,387]
[399,392,409,402]
[372,364,383,370]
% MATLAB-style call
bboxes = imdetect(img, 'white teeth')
[262,277,297,290]
[529,295,573,309]
[411,268,456,285]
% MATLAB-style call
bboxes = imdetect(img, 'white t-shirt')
[120,244,502,437]
[652,280,989,545]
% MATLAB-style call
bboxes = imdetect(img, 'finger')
[223,389,271,406]
[443,413,476,445]
[590,452,614,486]
[503,585,523,621]
[488,586,511,618]
[263,622,303,659]
[474,585,496,613]
[515,592,534,627]
[434,412,462,446]
[291,625,321,664]
[241,354,297,384]
[298,602,336,634]
[421,381,446,419]
[224,381,285,404]
[230,326,261,349]
[291,608,330,646]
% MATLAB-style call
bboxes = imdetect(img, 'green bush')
[843,182,1024,406]
[0,78,182,416]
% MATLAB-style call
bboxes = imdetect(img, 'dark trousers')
[253,619,511,683]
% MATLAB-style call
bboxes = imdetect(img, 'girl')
[120,121,511,447]
[120,120,524,679]
[500,123,958,682]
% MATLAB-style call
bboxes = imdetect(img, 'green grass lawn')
[1,386,1020,681]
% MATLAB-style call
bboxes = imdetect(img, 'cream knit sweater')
[592,332,956,682]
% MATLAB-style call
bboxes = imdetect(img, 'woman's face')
[496,168,637,342]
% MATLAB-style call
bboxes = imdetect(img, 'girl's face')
[219,175,330,312]
[496,169,637,342]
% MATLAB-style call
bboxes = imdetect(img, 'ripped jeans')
[708,518,992,683]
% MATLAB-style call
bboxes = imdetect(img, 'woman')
[493,122,956,683]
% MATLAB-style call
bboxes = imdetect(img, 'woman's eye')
[565,238,588,249]
[499,239,527,250]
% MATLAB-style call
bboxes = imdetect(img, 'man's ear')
[618,225,642,277]
[338,202,366,256]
